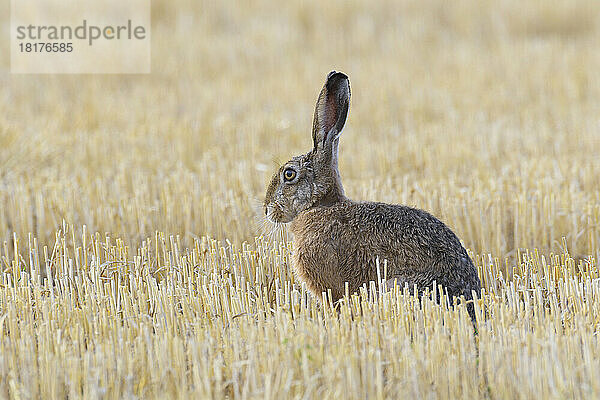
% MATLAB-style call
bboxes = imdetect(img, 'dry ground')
[0,0,599,398]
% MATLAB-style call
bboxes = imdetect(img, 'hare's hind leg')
[386,276,478,323]
[385,276,418,295]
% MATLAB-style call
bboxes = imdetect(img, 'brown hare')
[264,71,481,319]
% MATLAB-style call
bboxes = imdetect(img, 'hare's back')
[348,202,463,246]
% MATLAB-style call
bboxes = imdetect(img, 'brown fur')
[264,71,481,318]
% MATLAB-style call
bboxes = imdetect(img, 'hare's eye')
[283,168,297,182]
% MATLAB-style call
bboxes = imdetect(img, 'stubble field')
[1,0,600,398]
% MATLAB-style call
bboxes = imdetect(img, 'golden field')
[1,0,599,398]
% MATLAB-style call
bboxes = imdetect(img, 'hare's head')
[264,71,350,223]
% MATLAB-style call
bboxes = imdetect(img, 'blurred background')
[0,0,599,262]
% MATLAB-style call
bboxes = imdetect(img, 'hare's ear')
[312,71,350,156]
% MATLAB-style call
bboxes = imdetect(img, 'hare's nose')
[264,206,268,216]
